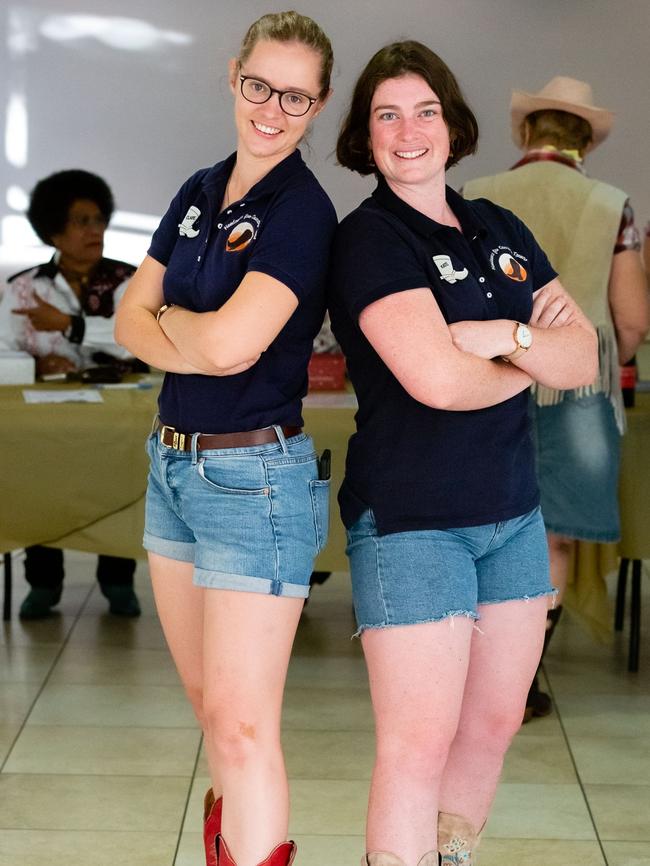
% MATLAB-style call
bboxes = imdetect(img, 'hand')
[13,295,72,333]
[35,354,78,376]
[448,319,516,359]
[530,283,579,329]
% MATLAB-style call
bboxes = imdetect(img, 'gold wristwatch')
[502,322,532,362]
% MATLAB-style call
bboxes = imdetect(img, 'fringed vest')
[464,161,627,432]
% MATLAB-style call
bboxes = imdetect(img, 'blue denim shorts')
[531,393,621,542]
[143,428,330,597]
[346,506,552,634]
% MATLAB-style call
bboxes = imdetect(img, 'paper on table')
[23,389,104,404]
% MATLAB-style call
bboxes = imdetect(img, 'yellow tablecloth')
[3,383,647,638]
[0,382,354,572]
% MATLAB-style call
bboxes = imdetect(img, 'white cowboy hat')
[510,76,614,152]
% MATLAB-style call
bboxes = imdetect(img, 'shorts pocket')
[309,479,331,552]
[196,458,270,495]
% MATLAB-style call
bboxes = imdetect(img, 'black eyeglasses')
[239,75,318,117]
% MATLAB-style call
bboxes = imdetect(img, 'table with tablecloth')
[2,383,648,638]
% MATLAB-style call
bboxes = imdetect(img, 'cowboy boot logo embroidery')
[179,206,201,238]
[433,254,468,284]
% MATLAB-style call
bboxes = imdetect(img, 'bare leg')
[439,596,547,827]
[362,617,475,865]
[202,589,303,866]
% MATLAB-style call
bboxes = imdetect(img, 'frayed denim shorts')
[530,393,621,542]
[346,506,552,635]
[143,428,329,597]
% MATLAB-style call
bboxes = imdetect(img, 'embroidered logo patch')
[226,220,256,252]
[178,206,201,238]
[432,254,468,284]
[489,246,528,281]
[498,253,527,282]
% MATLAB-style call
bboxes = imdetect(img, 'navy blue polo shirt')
[328,179,557,534]
[148,149,337,432]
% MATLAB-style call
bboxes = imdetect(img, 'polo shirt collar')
[372,176,487,240]
[201,148,305,202]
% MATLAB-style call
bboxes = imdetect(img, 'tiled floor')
[1,551,649,866]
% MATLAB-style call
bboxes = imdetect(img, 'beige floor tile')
[0,725,20,763]
[584,785,650,841]
[83,584,159,617]
[282,686,374,731]
[558,695,650,738]
[602,840,650,865]
[0,829,177,866]
[284,729,374,780]
[0,616,75,647]
[286,655,369,690]
[479,838,606,866]
[49,644,180,686]
[292,834,366,864]
[571,737,650,785]
[0,644,59,683]
[185,776,211,828]
[289,779,368,836]
[485,783,595,839]
[66,614,168,650]
[4,725,200,776]
[545,661,650,697]
[0,773,189,831]
[26,683,196,727]
[175,831,204,866]
[501,734,577,784]
[0,681,42,725]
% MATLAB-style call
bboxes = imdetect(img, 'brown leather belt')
[157,422,302,451]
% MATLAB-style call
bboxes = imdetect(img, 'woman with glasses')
[0,168,142,620]
[115,12,335,866]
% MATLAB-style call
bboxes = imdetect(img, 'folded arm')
[449,278,599,389]
[157,271,299,371]
[359,288,533,411]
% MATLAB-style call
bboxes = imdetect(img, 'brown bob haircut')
[337,40,479,175]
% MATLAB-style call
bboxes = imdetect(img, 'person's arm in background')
[359,287,533,411]
[448,277,598,388]
[0,281,23,351]
[608,248,649,364]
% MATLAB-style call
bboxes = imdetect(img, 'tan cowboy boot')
[363,853,439,865]
[438,812,481,865]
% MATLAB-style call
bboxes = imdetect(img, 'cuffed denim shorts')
[531,393,621,542]
[346,506,552,635]
[143,427,330,597]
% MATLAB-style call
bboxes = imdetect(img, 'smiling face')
[369,73,451,193]
[229,39,326,166]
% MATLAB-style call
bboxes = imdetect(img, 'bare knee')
[547,533,574,556]
[456,707,521,756]
[202,703,277,769]
[376,724,456,780]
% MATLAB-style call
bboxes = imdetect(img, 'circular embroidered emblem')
[498,253,527,282]
[226,221,255,252]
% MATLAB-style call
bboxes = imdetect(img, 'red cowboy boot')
[216,834,297,866]
[203,788,223,866]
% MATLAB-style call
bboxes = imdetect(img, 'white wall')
[2,0,649,272]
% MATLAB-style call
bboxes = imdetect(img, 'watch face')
[517,324,533,348]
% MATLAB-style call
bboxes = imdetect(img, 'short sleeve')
[148,172,204,267]
[510,211,558,290]
[329,208,430,322]
[247,183,337,302]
